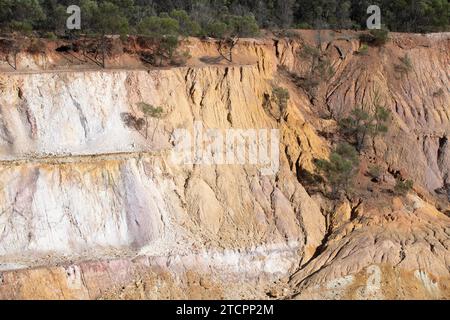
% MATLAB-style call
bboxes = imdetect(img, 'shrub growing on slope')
[315,142,360,199]
[137,14,179,62]
[339,95,391,152]
[394,178,414,196]
[367,164,382,182]
[357,44,369,55]
[359,29,390,46]
[394,54,413,75]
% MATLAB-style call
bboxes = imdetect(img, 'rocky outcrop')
[290,195,450,299]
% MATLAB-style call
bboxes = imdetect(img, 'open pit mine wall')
[0,40,329,298]
[0,33,448,299]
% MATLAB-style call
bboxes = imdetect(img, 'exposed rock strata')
[0,31,448,299]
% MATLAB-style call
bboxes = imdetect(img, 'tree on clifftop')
[213,14,259,63]
[137,13,181,65]
[89,1,130,67]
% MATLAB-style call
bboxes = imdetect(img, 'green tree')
[225,14,259,37]
[359,29,390,46]
[0,0,448,36]
[89,1,130,68]
[137,15,179,38]
[339,95,391,152]
[78,0,99,34]
[394,54,413,75]
[8,20,33,35]
[204,21,229,38]
[95,1,129,35]
[38,0,67,34]
[2,0,46,31]
[137,14,181,65]
[169,9,201,37]
[315,142,360,198]
[138,102,164,140]
[208,14,259,62]
[274,0,296,28]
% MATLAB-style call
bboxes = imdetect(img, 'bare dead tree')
[217,36,239,63]
[87,34,107,68]
[5,38,22,70]
[79,36,88,63]
[100,33,106,68]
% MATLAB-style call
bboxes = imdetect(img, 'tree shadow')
[199,55,224,64]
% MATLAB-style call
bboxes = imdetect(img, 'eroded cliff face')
[0,48,327,299]
[276,31,450,299]
[276,31,450,191]
[0,31,448,299]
